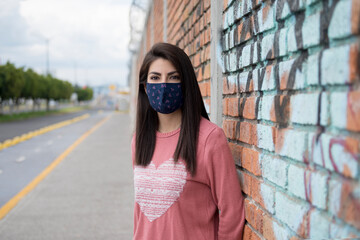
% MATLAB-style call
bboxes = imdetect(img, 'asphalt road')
[0,107,101,142]
[0,110,134,239]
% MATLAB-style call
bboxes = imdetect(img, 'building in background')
[128,0,360,239]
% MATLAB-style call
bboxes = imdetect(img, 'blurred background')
[0,0,149,239]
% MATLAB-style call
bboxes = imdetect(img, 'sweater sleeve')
[204,127,245,240]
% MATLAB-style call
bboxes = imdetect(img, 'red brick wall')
[132,0,360,238]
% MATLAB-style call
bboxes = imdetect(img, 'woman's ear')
[143,83,147,95]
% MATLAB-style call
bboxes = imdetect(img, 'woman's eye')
[170,75,180,80]
[149,76,159,80]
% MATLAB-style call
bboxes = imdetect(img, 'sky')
[0,0,133,87]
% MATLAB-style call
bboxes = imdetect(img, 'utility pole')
[46,38,50,75]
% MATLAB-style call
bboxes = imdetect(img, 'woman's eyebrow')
[148,71,161,75]
[167,71,179,76]
[148,71,179,76]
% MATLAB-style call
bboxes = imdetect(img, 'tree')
[23,68,41,110]
[74,85,93,102]
[0,62,25,112]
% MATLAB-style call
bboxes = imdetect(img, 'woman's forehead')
[148,58,177,73]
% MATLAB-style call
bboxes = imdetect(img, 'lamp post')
[46,38,50,75]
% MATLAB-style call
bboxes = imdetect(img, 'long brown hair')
[135,43,209,176]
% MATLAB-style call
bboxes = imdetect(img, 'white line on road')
[16,156,26,163]
[47,140,53,145]
[34,147,41,153]
[0,169,2,174]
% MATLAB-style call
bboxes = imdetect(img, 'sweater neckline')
[156,127,181,138]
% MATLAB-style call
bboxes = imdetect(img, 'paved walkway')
[0,113,134,240]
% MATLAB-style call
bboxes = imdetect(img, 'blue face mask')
[146,83,184,114]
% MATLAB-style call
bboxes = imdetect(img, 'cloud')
[0,0,132,87]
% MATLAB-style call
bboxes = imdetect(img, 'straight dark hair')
[135,43,209,176]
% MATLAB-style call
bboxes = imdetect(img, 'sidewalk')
[0,113,134,240]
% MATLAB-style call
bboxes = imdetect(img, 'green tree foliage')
[74,85,93,102]
[0,61,91,112]
[0,62,25,102]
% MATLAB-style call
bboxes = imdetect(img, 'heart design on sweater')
[134,158,188,222]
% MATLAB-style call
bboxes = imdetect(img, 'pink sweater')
[131,117,245,240]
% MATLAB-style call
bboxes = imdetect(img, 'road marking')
[15,156,26,163]
[0,169,2,175]
[34,147,41,153]
[0,113,90,152]
[47,140,53,146]
[0,114,112,220]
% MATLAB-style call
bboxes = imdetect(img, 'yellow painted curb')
[0,114,112,220]
[0,114,90,152]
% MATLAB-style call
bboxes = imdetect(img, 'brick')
[238,122,256,145]
[223,75,238,94]
[330,91,348,129]
[261,154,288,188]
[302,12,321,48]
[259,95,274,121]
[203,63,210,79]
[321,44,358,85]
[226,5,234,27]
[229,28,235,49]
[346,90,360,132]
[239,171,251,196]
[254,65,276,91]
[227,97,240,117]
[238,71,250,92]
[241,44,252,68]
[256,3,275,34]
[261,33,275,60]
[279,58,305,90]
[320,92,329,126]
[273,128,307,162]
[229,142,243,165]
[198,81,210,97]
[309,210,331,239]
[328,0,360,39]
[260,183,275,214]
[242,96,257,119]
[256,124,275,152]
[228,50,237,72]
[305,53,320,86]
[310,170,328,209]
[252,42,258,64]
[222,99,228,115]
[222,119,237,140]
[288,164,306,199]
[242,147,261,176]
[290,92,319,125]
[287,25,298,52]
[328,177,360,229]
[193,52,201,67]
[275,192,310,238]
[278,28,288,57]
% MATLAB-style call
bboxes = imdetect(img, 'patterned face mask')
[146,83,184,114]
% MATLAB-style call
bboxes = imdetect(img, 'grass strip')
[0,106,90,123]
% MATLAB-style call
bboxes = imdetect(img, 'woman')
[132,43,245,240]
